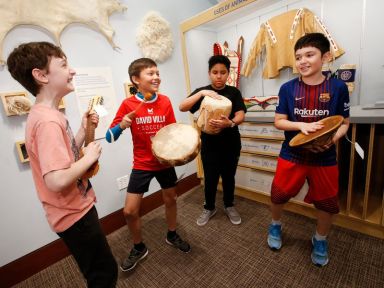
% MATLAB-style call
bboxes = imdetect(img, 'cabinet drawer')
[239,123,284,139]
[238,153,277,172]
[235,166,309,201]
[236,166,274,194]
[241,138,282,156]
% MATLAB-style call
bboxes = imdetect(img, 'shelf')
[238,152,277,172]
[238,122,284,140]
[238,164,275,173]
[241,137,282,156]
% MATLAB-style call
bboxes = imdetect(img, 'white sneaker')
[225,207,241,225]
[196,208,217,226]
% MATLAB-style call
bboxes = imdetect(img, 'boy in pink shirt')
[7,42,117,287]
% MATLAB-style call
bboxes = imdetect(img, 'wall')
[0,0,214,266]
[185,0,384,107]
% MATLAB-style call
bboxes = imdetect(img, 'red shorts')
[271,157,339,214]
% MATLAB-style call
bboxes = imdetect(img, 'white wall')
[0,0,214,266]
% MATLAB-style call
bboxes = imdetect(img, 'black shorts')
[127,168,177,194]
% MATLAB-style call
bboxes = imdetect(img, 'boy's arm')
[105,101,131,143]
[232,110,245,125]
[75,129,85,148]
[43,141,101,193]
[179,90,220,112]
[332,117,350,143]
[274,113,324,135]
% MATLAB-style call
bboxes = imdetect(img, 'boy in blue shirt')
[267,33,350,267]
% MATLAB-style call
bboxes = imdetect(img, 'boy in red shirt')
[107,58,190,272]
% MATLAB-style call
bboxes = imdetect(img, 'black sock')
[167,230,176,239]
[134,242,146,252]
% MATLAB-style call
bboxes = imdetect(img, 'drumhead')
[289,115,344,147]
[197,96,232,134]
[151,123,201,166]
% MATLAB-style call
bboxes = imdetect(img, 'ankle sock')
[314,231,327,241]
[167,230,176,239]
[271,219,282,226]
[134,242,146,252]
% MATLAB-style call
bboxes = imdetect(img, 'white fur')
[136,11,173,63]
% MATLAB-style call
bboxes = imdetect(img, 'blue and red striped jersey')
[276,77,350,166]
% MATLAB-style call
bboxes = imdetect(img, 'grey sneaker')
[120,246,148,272]
[225,207,241,225]
[196,208,217,226]
[166,233,191,253]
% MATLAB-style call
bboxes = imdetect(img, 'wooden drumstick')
[126,92,152,119]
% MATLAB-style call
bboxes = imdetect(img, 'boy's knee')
[163,193,177,206]
[314,197,339,214]
[271,185,291,204]
[123,207,139,219]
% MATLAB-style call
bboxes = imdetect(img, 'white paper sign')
[73,67,118,139]
[355,142,364,160]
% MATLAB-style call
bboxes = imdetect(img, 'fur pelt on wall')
[136,11,173,63]
[0,0,126,65]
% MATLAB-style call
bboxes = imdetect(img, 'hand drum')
[289,115,344,149]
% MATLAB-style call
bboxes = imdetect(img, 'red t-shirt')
[110,93,176,170]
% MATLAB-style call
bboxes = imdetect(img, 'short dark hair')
[7,42,66,96]
[128,58,157,88]
[208,55,230,71]
[294,33,330,55]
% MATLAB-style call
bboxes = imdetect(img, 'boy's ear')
[131,75,140,86]
[31,68,48,84]
[322,51,332,63]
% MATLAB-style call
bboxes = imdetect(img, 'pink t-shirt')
[25,104,96,233]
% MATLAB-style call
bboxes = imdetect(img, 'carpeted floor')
[13,186,384,288]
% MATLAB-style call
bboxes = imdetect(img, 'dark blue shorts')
[127,167,177,194]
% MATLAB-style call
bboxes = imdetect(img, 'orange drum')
[151,123,201,166]
[289,115,344,149]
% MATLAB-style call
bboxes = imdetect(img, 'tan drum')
[196,96,232,134]
[151,123,201,166]
[289,115,344,149]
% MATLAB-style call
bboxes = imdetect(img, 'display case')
[180,0,384,238]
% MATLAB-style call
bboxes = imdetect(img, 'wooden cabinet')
[236,113,384,239]
[236,122,281,194]
[235,120,308,207]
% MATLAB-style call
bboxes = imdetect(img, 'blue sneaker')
[311,237,329,267]
[267,224,282,250]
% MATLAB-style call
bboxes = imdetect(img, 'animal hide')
[136,11,173,63]
[6,95,32,115]
[0,0,127,64]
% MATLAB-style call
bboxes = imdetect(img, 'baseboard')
[0,173,200,288]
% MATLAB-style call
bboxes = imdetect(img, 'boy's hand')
[83,141,102,163]
[201,90,221,99]
[299,121,324,135]
[82,111,99,130]
[120,114,133,130]
[209,114,231,131]
[307,134,335,153]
